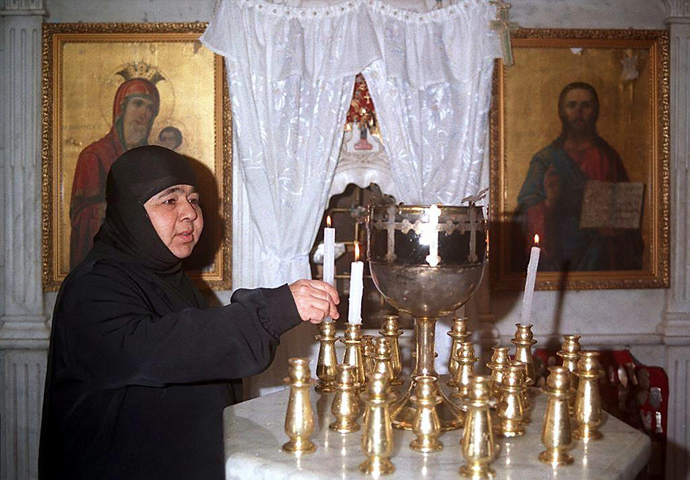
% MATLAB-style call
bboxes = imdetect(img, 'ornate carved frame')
[42,22,232,290]
[490,29,669,291]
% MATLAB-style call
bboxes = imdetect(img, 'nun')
[39,146,339,479]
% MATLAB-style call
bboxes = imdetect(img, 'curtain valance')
[202,0,500,87]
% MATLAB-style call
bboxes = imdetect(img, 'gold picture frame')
[490,29,669,291]
[42,22,232,291]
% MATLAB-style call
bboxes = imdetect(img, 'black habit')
[39,146,302,479]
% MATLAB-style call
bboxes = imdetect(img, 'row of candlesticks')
[282,318,605,477]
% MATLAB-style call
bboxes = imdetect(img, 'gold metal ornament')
[539,366,574,466]
[330,364,361,434]
[557,334,582,414]
[362,334,376,377]
[341,323,367,390]
[511,323,537,385]
[359,373,396,476]
[497,362,526,437]
[410,376,443,452]
[447,315,471,386]
[380,315,404,386]
[451,341,478,407]
[573,351,605,441]
[459,376,497,479]
[486,345,511,400]
[282,357,317,454]
[315,321,339,394]
[371,337,395,389]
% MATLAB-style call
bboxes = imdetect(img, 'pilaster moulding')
[661,0,690,18]
[659,312,690,344]
[0,317,51,349]
[0,0,45,15]
[664,347,690,479]
[2,349,47,480]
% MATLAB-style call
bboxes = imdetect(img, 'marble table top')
[224,385,651,480]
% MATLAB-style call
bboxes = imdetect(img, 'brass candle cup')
[497,362,526,438]
[486,345,511,400]
[282,357,317,454]
[557,334,581,415]
[450,341,478,408]
[371,337,395,390]
[410,375,443,452]
[315,321,339,394]
[330,364,361,434]
[460,376,497,479]
[539,366,574,466]
[341,323,367,390]
[511,323,537,384]
[359,373,396,476]
[573,351,605,441]
[447,316,471,386]
[380,315,404,386]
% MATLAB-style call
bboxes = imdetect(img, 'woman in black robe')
[39,146,339,479]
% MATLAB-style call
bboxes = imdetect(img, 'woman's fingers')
[289,279,340,323]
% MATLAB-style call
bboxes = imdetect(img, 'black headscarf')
[86,145,205,307]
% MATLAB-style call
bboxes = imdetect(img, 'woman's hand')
[289,280,340,324]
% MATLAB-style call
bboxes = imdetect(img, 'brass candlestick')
[497,362,526,437]
[362,335,376,377]
[380,315,403,386]
[460,376,497,479]
[447,315,471,386]
[573,351,605,441]
[410,376,443,452]
[516,360,532,425]
[557,334,581,415]
[341,323,367,390]
[486,345,511,400]
[511,323,537,385]
[359,373,396,475]
[371,337,395,388]
[330,364,361,434]
[282,357,317,454]
[539,366,574,466]
[450,341,478,407]
[315,322,339,394]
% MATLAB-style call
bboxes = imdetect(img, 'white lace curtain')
[201,0,500,396]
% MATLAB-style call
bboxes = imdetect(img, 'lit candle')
[323,216,336,323]
[323,216,335,287]
[520,234,541,324]
[348,242,364,324]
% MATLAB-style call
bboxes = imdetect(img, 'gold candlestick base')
[538,449,574,466]
[359,457,396,476]
[391,317,463,431]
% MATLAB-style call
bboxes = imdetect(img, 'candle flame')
[326,215,332,228]
[354,242,360,261]
[534,234,540,245]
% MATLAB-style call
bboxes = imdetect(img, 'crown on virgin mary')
[116,62,165,84]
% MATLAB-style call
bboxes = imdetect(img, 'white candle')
[323,217,336,323]
[323,216,335,287]
[348,242,364,324]
[520,234,541,324]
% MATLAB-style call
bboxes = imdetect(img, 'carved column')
[659,1,690,478]
[0,1,49,479]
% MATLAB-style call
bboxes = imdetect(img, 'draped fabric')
[363,0,500,204]
[201,0,500,395]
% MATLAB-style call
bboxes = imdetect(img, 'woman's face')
[144,184,203,259]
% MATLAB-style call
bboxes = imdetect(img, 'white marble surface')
[224,384,651,480]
